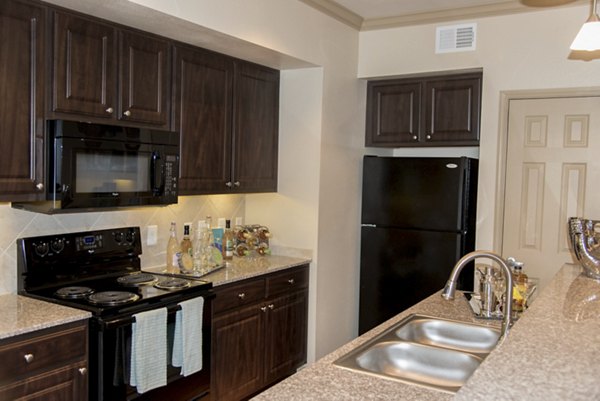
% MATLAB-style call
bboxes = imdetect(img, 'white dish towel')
[130,308,167,394]
[172,296,204,376]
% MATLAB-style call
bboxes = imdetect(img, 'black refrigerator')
[359,156,478,334]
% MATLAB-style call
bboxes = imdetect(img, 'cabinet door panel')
[0,0,45,200]
[264,291,308,384]
[174,46,233,194]
[232,62,279,192]
[212,304,264,401]
[52,11,116,118]
[0,363,87,401]
[120,30,170,127]
[366,81,421,147]
[424,76,481,144]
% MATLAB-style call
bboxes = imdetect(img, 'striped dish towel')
[130,308,167,393]
[172,297,204,376]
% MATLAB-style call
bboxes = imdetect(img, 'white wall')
[358,4,600,250]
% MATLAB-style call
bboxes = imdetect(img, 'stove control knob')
[50,238,65,254]
[34,242,49,257]
[114,232,124,244]
[125,230,135,244]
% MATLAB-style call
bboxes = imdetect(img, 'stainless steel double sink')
[333,314,500,393]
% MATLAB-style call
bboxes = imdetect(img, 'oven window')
[75,152,150,193]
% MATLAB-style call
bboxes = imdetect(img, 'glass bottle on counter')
[512,262,528,313]
[166,222,182,274]
[181,222,193,257]
[192,220,206,274]
[223,220,234,261]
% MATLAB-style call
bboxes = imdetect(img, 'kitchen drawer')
[0,323,87,383]
[213,278,266,315]
[266,265,309,298]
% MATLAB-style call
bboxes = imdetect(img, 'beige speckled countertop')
[144,254,311,287]
[0,294,91,340]
[254,263,599,401]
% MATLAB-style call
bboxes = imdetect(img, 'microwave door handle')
[151,152,164,193]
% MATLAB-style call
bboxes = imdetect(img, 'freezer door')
[361,156,477,231]
[358,226,473,335]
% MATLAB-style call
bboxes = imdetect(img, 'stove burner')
[154,277,191,291]
[88,291,140,306]
[117,273,158,287]
[55,286,94,299]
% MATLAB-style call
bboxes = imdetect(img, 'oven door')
[89,295,212,401]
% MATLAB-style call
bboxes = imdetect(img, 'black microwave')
[13,120,179,214]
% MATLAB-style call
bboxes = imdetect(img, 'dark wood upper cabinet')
[174,51,279,195]
[0,0,45,201]
[52,10,171,128]
[366,71,482,147]
[119,29,170,127]
[232,61,279,193]
[366,81,421,146]
[52,11,117,119]
[424,75,481,143]
[173,45,233,194]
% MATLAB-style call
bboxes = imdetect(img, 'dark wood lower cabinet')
[0,321,88,401]
[211,265,309,401]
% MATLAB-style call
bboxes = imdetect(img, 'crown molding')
[298,0,363,30]
[300,0,588,31]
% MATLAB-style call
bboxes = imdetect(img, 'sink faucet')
[441,250,514,344]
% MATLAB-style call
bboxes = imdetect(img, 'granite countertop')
[254,263,599,400]
[144,254,311,287]
[0,294,91,340]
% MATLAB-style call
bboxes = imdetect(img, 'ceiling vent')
[435,23,476,54]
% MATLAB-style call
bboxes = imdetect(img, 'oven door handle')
[99,303,182,331]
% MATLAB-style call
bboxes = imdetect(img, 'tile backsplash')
[0,194,245,294]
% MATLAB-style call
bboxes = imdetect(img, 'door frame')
[493,87,600,253]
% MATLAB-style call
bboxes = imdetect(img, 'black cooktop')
[16,227,212,319]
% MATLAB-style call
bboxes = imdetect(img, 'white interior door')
[502,96,600,288]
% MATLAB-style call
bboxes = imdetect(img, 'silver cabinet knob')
[233,181,240,187]
[288,279,295,285]
[426,135,432,140]
[78,367,87,375]
[24,353,34,363]
[105,107,114,114]
[35,183,44,191]
[412,135,418,140]
[260,306,267,312]
[225,181,233,188]
[238,292,246,299]
[123,110,132,117]
[268,304,274,310]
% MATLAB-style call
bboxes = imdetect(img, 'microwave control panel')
[164,154,178,197]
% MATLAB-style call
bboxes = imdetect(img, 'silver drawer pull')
[24,354,34,363]
[79,367,87,375]
[260,306,267,312]
[105,107,114,114]
[238,293,246,299]
[268,304,274,310]
[288,279,295,285]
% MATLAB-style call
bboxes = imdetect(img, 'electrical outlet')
[235,217,243,226]
[147,225,158,246]
[217,218,226,228]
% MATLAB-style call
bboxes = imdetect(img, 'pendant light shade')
[570,0,600,51]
